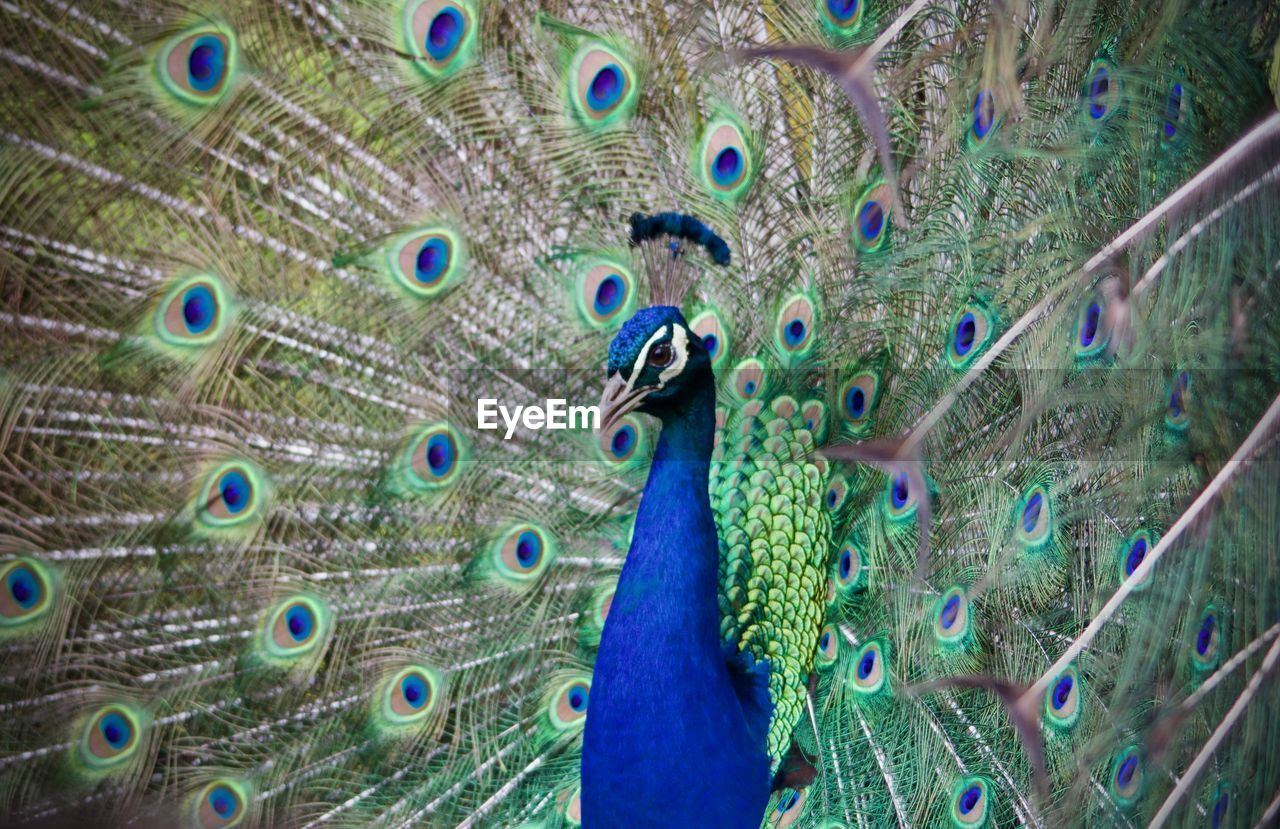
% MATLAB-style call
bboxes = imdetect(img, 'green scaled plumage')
[2,0,1280,827]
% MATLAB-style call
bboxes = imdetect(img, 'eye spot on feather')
[821,0,863,32]
[492,523,555,582]
[78,704,145,771]
[852,184,890,252]
[1118,530,1155,589]
[690,309,729,368]
[196,462,265,530]
[548,677,591,731]
[825,476,848,511]
[576,260,634,328]
[1044,666,1082,729]
[405,423,465,491]
[946,304,993,368]
[598,415,645,465]
[1211,788,1230,829]
[839,373,878,432]
[1162,80,1189,141]
[833,542,868,593]
[732,358,766,402]
[389,227,464,298]
[196,779,249,829]
[157,26,237,105]
[1074,293,1109,358]
[559,785,582,826]
[775,294,817,356]
[933,586,971,646]
[1,558,54,628]
[772,787,807,827]
[570,42,636,127]
[1166,370,1191,431]
[970,90,996,144]
[884,471,917,521]
[1110,746,1144,804]
[1085,58,1120,122]
[405,0,476,77]
[816,624,839,666]
[1016,485,1052,547]
[950,777,991,827]
[1192,604,1222,671]
[850,640,888,696]
[699,119,753,200]
[266,597,329,659]
[155,274,231,348]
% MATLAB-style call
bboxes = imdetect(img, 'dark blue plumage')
[583,308,770,828]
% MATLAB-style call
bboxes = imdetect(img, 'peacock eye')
[646,342,674,368]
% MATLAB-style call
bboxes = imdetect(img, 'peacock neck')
[583,374,768,827]
[621,378,719,632]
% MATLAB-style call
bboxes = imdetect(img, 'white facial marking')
[659,326,688,386]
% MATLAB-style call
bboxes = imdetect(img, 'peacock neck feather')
[581,373,771,828]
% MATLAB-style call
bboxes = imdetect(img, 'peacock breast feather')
[712,393,832,760]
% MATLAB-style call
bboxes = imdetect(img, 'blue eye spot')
[425,8,464,61]
[784,319,806,346]
[587,65,623,112]
[7,566,39,609]
[219,471,250,514]
[187,36,225,92]
[858,649,876,679]
[593,274,624,315]
[181,285,215,334]
[953,313,977,356]
[819,632,831,650]
[972,90,995,139]
[826,0,859,20]
[891,473,909,510]
[515,532,541,568]
[940,595,961,630]
[712,147,743,186]
[1197,614,1215,656]
[838,549,852,579]
[959,785,982,814]
[415,238,450,285]
[568,685,588,712]
[1089,65,1111,120]
[210,787,236,818]
[100,712,130,749]
[285,605,313,642]
[425,434,454,476]
[845,387,866,419]
[1212,793,1229,828]
[1022,492,1043,533]
[858,200,884,240]
[743,380,757,396]
[401,674,428,709]
[610,425,635,457]
[702,333,718,357]
[1125,537,1147,577]
[1164,82,1183,139]
[1052,674,1073,709]
[1081,302,1100,347]
[1116,755,1138,787]
[777,790,800,812]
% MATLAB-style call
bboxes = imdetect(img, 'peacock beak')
[598,372,653,435]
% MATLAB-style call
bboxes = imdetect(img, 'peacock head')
[599,305,713,432]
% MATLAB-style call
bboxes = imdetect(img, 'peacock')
[2,0,1280,826]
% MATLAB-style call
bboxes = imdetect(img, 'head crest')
[628,212,729,307]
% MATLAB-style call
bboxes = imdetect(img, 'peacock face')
[599,306,711,431]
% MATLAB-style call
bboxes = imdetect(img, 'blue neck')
[581,379,770,829]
